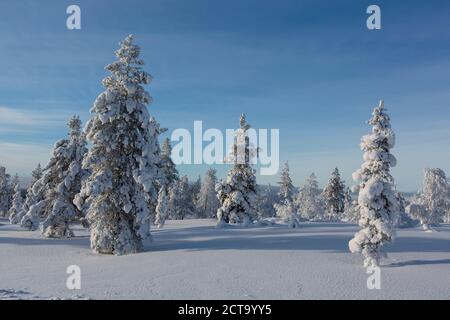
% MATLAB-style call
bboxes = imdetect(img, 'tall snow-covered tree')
[278,162,295,202]
[196,169,219,218]
[16,164,43,226]
[159,137,178,188]
[295,173,324,221]
[155,187,169,228]
[73,35,164,255]
[20,116,87,236]
[0,166,11,217]
[322,167,345,220]
[349,100,399,267]
[8,174,23,224]
[216,113,259,227]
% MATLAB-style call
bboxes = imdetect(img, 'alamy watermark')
[367,5,381,30]
[366,266,381,290]
[66,5,81,30]
[66,265,81,290]
[66,4,382,32]
[171,121,280,176]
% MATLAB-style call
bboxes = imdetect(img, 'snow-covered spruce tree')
[418,168,449,226]
[216,113,259,227]
[8,174,23,224]
[274,162,299,226]
[159,137,179,187]
[196,168,219,218]
[322,167,345,221]
[0,166,11,217]
[73,35,164,255]
[155,187,169,228]
[40,116,88,238]
[278,162,295,202]
[16,164,42,226]
[167,175,195,220]
[349,100,399,267]
[295,173,324,221]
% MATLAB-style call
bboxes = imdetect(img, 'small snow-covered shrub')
[274,200,300,228]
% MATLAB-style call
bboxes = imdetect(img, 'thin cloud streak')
[0,106,70,129]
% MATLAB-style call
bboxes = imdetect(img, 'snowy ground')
[0,218,449,300]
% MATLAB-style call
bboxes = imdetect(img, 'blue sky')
[0,0,449,191]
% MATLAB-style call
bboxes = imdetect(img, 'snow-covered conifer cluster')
[2,31,449,271]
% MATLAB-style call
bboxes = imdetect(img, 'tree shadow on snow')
[150,224,450,255]
[384,236,450,253]
[0,235,90,247]
[388,259,450,267]
[149,225,353,253]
